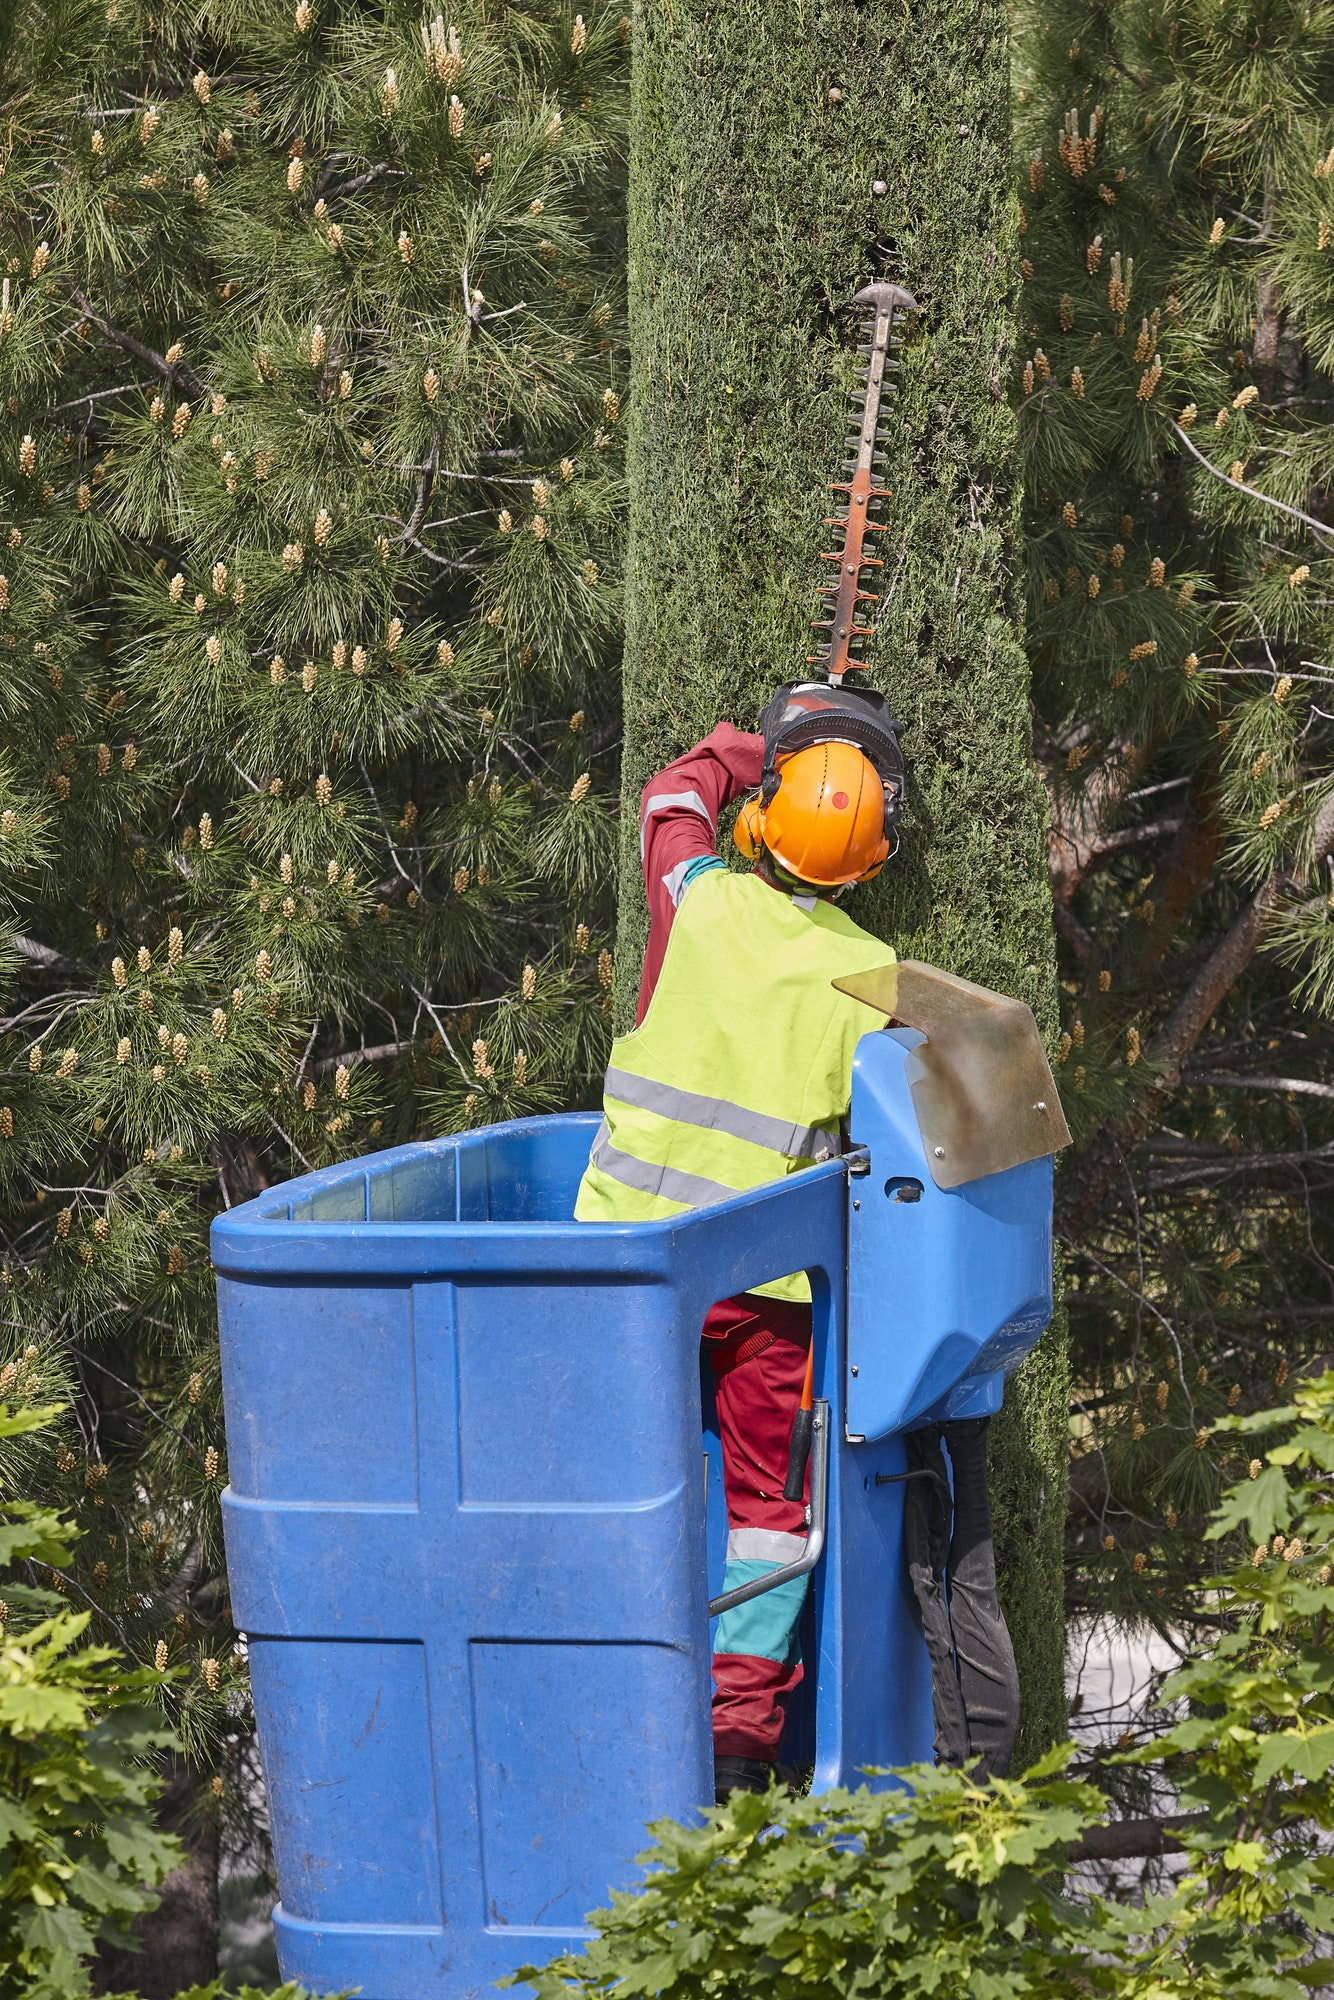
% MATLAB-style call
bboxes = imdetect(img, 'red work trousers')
[703,1293,812,1764]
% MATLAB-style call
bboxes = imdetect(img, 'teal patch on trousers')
[712,1560,808,1664]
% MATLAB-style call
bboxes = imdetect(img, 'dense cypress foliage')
[623,0,1068,1757]
[0,0,627,1974]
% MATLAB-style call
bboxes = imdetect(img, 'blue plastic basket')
[213,1029,1052,2000]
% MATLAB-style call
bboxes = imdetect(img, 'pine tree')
[1014,0,1334,1762]
[624,0,1068,1759]
[0,0,628,1975]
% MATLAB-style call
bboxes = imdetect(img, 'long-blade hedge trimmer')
[811,280,917,685]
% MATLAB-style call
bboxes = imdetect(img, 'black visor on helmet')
[757,681,907,827]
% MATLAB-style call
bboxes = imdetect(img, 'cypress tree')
[623,0,1066,1758]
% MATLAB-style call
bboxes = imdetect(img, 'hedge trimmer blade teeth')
[811,280,917,684]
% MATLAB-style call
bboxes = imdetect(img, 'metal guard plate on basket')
[832,959,1071,1190]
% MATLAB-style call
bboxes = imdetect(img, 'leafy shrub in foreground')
[513,1371,1334,2000]
[0,1402,323,2000]
[0,1404,180,1999]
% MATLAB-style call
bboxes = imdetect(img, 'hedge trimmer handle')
[783,1339,817,1505]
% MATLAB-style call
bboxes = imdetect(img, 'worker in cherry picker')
[574,680,906,1800]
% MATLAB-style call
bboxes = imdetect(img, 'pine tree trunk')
[623,0,1066,1762]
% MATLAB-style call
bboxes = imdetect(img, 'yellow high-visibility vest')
[574,867,893,1301]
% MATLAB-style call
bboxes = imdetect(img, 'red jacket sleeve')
[635,723,764,1024]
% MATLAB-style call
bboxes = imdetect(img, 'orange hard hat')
[734,738,891,888]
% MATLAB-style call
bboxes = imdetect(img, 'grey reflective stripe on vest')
[588,1121,739,1210]
[603,1068,837,1162]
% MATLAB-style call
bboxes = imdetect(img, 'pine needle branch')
[12,936,83,973]
[311,1041,411,1075]
[1180,1071,1334,1101]
[57,282,206,400]
[1170,421,1334,551]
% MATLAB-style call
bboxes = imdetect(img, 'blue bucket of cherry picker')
[213,984,1059,2000]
